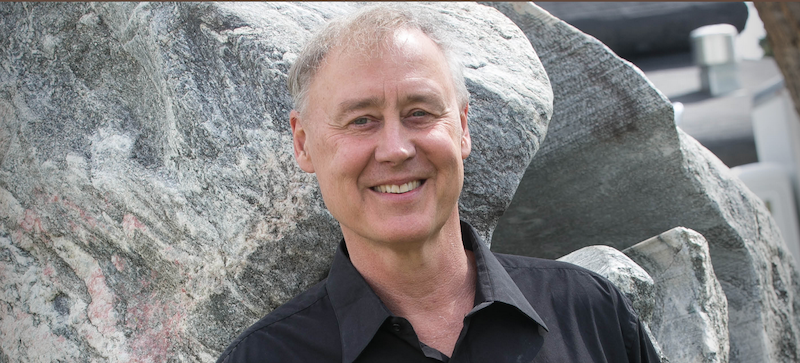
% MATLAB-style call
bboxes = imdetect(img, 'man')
[218,4,660,362]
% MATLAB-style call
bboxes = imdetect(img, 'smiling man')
[217,5,659,363]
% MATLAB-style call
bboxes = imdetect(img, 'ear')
[460,103,471,160]
[290,110,315,173]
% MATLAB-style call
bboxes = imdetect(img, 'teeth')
[374,180,421,194]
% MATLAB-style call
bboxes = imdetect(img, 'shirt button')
[392,323,401,332]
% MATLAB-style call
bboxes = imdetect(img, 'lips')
[372,180,422,194]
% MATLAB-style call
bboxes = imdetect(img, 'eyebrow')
[335,97,384,121]
[401,92,446,110]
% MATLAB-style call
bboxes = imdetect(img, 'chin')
[368,217,447,244]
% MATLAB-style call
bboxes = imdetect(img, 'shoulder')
[492,252,661,362]
[216,279,341,363]
[494,252,632,314]
[494,252,608,283]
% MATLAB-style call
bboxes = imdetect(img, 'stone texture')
[557,245,667,362]
[0,2,551,361]
[624,227,729,363]
[558,227,730,363]
[488,2,800,362]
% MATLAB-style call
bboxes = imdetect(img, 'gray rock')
[558,227,730,363]
[624,227,729,363]
[488,2,800,362]
[0,2,550,361]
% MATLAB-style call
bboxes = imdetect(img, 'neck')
[344,216,477,356]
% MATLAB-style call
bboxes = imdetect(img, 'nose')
[374,117,416,165]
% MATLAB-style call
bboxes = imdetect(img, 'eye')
[352,117,370,126]
[410,110,428,117]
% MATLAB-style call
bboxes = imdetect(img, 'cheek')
[312,136,373,181]
[423,127,463,161]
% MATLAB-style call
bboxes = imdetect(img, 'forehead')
[306,28,455,115]
[327,27,450,78]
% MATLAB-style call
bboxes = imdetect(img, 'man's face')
[290,28,471,247]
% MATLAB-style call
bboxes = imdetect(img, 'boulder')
[559,227,730,363]
[624,227,729,363]
[488,2,800,362]
[0,2,551,361]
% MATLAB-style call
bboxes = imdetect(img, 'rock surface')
[489,3,800,362]
[624,227,729,363]
[0,2,551,361]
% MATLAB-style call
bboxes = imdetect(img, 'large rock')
[489,3,800,362]
[0,2,551,361]
[624,227,729,363]
[559,227,730,363]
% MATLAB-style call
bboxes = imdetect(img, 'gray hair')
[287,4,469,116]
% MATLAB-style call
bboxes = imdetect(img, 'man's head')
[288,5,471,247]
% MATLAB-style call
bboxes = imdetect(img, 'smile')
[372,180,423,194]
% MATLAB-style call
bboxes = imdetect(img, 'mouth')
[371,180,423,194]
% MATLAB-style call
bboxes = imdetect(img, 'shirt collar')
[326,220,548,363]
[460,221,548,331]
[325,241,393,363]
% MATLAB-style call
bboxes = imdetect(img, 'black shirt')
[217,221,660,363]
